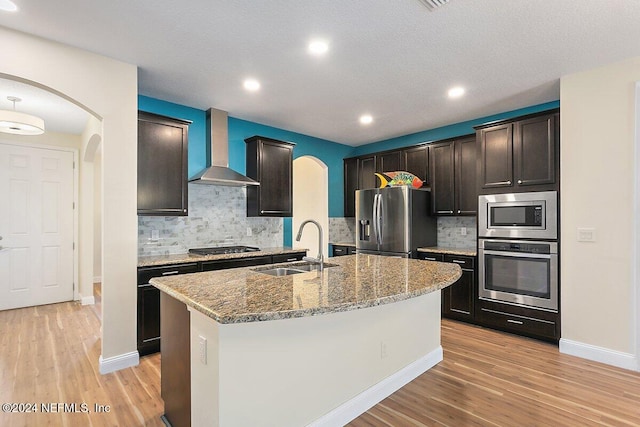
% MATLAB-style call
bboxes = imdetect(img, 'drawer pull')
[507,319,524,325]
[286,258,298,262]
[161,270,180,276]
[451,260,465,264]
[424,257,437,261]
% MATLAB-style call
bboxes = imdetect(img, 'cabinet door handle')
[517,179,523,184]
[506,180,512,185]
[507,319,524,325]
[423,257,437,261]
[161,270,180,276]
[437,210,454,214]
[451,260,466,264]
[457,210,461,214]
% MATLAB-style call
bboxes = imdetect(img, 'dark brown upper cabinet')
[358,155,377,189]
[343,144,430,216]
[376,151,402,174]
[477,110,559,194]
[137,111,190,216]
[343,157,358,217]
[245,136,295,217]
[429,135,477,216]
[402,145,429,186]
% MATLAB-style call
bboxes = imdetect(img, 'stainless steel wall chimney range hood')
[189,108,259,187]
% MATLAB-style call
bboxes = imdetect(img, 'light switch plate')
[577,228,596,242]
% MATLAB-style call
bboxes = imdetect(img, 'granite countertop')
[138,247,308,268]
[417,246,477,257]
[150,253,461,324]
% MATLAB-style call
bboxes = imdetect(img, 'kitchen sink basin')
[258,267,307,276]
[252,262,338,276]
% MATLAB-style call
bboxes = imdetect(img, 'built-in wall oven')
[478,239,558,311]
[478,191,558,312]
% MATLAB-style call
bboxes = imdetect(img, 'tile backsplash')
[327,216,477,249]
[436,216,477,248]
[138,184,476,256]
[138,184,283,256]
[328,217,357,243]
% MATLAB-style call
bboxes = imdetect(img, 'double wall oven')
[478,191,558,312]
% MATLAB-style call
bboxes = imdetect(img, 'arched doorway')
[292,156,329,258]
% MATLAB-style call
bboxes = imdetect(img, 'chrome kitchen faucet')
[295,219,324,271]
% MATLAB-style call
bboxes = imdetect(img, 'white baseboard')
[99,351,139,375]
[93,276,102,284]
[309,346,444,427]
[80,295,95,305]
[559,338,638,371]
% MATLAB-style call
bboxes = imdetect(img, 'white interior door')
[0,142,74,310]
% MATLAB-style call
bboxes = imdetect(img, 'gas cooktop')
[189,246,260,255]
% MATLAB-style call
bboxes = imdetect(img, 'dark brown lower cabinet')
[331,244,356,257]
[137,263,199,356]
[475,299,560,342]
[160,292,191,427]
[418,252,475,323]
[441,254,475,321]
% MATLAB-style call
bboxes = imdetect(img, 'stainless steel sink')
[258,267,308,276]
[252,262,338,276]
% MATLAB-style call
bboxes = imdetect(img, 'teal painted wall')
[352,100,560,156]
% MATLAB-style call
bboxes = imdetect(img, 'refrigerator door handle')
[377,193,383,245]
[372,193,378,245]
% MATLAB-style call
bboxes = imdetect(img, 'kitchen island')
[151,253,461,427]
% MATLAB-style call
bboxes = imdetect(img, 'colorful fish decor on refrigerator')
[374,171,423,189]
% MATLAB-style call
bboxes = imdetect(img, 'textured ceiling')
[1,0,639,144]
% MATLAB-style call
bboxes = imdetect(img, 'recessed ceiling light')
[359,114,373,125]
[448,86,465,98]
[308,40,329,56]
[0,0,18,12]
[243,79,261,92]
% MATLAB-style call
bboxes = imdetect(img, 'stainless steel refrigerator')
[356,186,436,258]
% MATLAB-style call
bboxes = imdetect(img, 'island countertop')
[150,254,461,324]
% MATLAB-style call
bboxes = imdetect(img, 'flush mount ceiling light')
[359,114,373,125]
[0,96,45,135]
[243,78,261,92]
[308,40,329,56]
[0,0,18,12]
[448,86,465,98]
[415,0,450,12]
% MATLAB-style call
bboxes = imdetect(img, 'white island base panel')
[189,290,442,427]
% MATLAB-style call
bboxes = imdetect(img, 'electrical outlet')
[460,227,467,236]
[198,335,207,365]
[151,229,159,241]
[246,227,252,237]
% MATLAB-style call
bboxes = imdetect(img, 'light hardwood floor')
[1,291,639,426]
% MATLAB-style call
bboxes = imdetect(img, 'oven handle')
[482,250,555,259]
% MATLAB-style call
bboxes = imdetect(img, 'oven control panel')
[482,240,555,254]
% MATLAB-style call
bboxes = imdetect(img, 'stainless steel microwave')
[478,191,557,240]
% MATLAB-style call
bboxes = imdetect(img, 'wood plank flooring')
[1,290,639,426]
[349,320,640,427]
[0,290,164,427]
